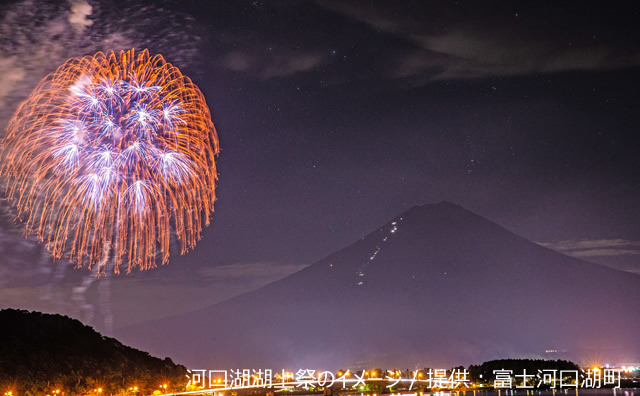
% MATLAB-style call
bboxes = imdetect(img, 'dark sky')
[181,0,640,266]
[1,0,639,334]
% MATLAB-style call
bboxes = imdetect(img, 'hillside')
[0,309,187,396]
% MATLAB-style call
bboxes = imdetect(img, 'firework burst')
[1,49,219,274]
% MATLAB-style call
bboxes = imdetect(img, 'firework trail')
[0,0,206,333]
[1,48,219,274]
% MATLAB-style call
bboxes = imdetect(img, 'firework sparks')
[1,49,219,274]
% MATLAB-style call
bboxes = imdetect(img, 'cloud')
[569,249,640,258]
[0,56,25,109]
[407,33,640,81]
[221,49,325,79]
[0,0,200,128]
[538,239,640,257]
[0,261,310,331]
[68,1,93,33]
[198,261,308,280]
[316,0,640,82]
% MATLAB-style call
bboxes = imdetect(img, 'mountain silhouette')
[118,202,640,369]
[0,309,186,394]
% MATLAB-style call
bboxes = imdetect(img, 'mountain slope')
[118,202,640,369]
[0,309,186,394]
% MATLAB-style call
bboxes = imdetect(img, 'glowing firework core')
[1,49,219,273]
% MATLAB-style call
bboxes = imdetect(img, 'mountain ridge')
[118,202,640,369]
[0,309,187,394]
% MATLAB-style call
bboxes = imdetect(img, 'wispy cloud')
[0,260,310,331]
[198,261,308,280]
[221,50,325,79]
[538,239,640,257]
[316,0,640,82]
[68,1,93,33]
[0,0,200,127]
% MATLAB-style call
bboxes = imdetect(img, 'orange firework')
[0,49,219,274]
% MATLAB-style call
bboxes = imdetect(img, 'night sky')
[0,0,639,334]
[189,0,640,265]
